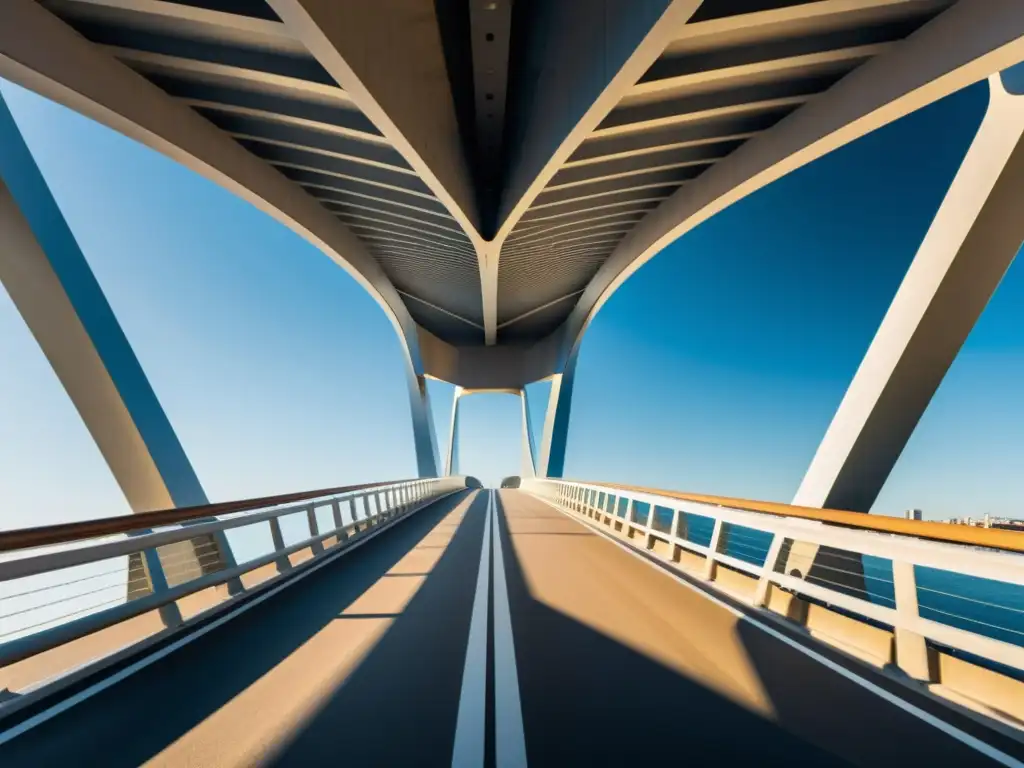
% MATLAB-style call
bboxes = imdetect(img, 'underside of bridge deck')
[5,0,1022,375]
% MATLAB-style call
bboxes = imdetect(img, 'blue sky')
[1,75,1021,525]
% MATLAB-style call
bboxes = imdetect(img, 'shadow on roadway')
[0,490,487,768]
[498,491,1015,768]
[494,492,847,767]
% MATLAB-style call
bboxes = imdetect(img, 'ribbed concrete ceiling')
[495,0,956,342]
[37,0,957,348]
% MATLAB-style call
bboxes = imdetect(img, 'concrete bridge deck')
[0,490,1019,766]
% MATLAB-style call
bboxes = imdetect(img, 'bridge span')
[1,2,1024,764]
[0,480,1021,766]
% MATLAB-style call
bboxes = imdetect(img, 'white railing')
[0,477,466,675]
[521,478,1024,681]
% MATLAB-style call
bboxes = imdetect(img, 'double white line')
[451,490,527,768]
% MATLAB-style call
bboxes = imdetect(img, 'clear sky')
[1,75,1021,527]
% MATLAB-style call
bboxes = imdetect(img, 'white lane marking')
[451,493,492,768]
[490,490,528,768]
[0,491,467,748]
[531,495,1024,768]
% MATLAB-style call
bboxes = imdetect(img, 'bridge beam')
[489,0,703,341]
[444,387,464,476]
[535,355,578,479]
[0,92,234,593]
[520,388,537,478]
[405,368,441,478]
[267,0,479,236]
[795,72,1024,512]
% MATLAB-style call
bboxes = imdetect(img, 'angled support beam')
[444,386,465,477]
[520,388,536,478]
[267,0,479,235]
[404,367,441,478]
[568,0,1024,354]
[536,355,578,478]
[266,0,492,338]
[0,93,235,592]
[0,0,418,360]
[488,0,703,341]
[794,71,1024,512]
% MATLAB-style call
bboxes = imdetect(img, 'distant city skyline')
[1,75,1022,525]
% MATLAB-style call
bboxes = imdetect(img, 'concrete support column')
[519,388,536,478]
[444,386,464,476]
[536,354,578,478]
[0,92,234,596]
[794,72,1024,513]
[404,365,440,478]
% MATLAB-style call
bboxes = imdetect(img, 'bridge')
[0,0,1023,765]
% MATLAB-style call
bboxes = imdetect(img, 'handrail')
[575,480,1024,553]
[0,477,467,692]
[522,478,1024,686]
[0,479,417,552]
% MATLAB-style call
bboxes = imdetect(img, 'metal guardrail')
[580,482,1024,553]
[0,477,466,673]
[521,478,1024,682]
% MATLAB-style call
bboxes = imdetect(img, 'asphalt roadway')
[0,489,1019,767]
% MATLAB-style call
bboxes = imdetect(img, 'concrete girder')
[265,0,491,339]
[565,0,1024,357]
[534,356,577,479]
[405,368,441,479]
[520,388,537,479]
[483,0,704,344]
[417,324,567,391]
[263,1,481,237]
[444,386,463,477]
[794,71,1024,512]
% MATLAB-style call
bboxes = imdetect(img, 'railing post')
[668,508,681,559]
[893,560,932,681]
[362,494,372,526]
[142,547,183,628]
[753,534,785,607]
[703,518,725,580]
[644,501,657,549]
[306,504,323,555]
[269,515,291,574]
[349,496,360,531]
[332,498,347,542]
